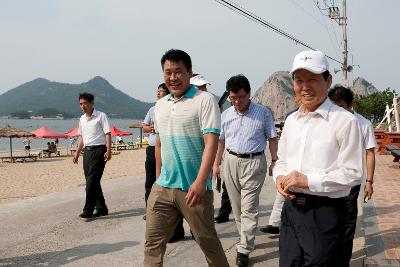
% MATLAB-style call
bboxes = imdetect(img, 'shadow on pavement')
[97,208,146,220]
[0,241,138,267]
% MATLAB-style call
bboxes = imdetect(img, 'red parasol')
[64,127,79,137]
[110,126,132,136]
[31,127,67,138]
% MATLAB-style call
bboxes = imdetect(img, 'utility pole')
[327,0,350,87]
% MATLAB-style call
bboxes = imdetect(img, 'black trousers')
[82,145,107,213]
[342,184,361,266]
[217,182,232,217]
[279,193,346,267]
[145,146,156,205]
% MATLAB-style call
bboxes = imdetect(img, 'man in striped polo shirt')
[144,49,228,267]
[213,74,278,267]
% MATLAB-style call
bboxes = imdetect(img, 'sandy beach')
[0,148,146,204]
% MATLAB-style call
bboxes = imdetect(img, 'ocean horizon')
[0,118,141,153]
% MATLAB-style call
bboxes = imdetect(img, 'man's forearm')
[197,134,219,185]
[105,133,111,152]
[213,140,225,167]
[76,136,84,154]
[155,136,162,179]
[269,137,278,161]
[366,149,375,181]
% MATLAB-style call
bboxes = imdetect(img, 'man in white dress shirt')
[273,50,364,266]
[328,85,376,266]
[73,92,112,219]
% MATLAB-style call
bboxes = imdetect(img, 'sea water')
[0,118,142,153]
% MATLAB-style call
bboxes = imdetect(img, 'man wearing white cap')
[273,50,363,266]
[190,74,211,91]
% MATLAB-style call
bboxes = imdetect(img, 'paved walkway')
[6,151,400,266]
[363,153,400,266]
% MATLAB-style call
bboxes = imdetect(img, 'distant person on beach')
[213,74,278,267]
[22,138,31,155]
[144,49,229,267]
[328,85,377,265]
[142,82,170,220]
[273,50,363,266]
[116,135,124,144]
[73,92,112,219]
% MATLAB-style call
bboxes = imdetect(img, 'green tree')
[354,88,395,124]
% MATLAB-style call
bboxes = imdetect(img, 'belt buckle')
[296,197,306,205]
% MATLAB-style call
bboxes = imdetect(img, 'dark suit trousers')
[279,194,346,267]
[83,145,107,213]
[145,146,156,205]
[218,182,232,217]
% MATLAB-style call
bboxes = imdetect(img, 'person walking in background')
[73,92,112,219]
[328,85,376,266]
[274,50,363,266]
[22,138,31,155]
[190,73,211,92]
[213,74,278,267]
[142,83,170,220]
[144,49,228,267]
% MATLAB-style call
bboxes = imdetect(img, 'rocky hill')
[252,72,380,121]
[0,77,154,119]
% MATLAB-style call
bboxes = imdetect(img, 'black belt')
[291,192,345,206]
[226,149,264,158]
[85,145,106,151]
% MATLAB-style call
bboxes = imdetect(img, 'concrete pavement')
[0,172,366,266]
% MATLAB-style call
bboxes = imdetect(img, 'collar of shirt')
[84,109,99,121]
[234,100,253,116]
[294,98,331,121]
[167,85,196,102]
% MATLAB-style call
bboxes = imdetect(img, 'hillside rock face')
[352,77,379,96]
[252,71,297,121]
[252,72,379,121]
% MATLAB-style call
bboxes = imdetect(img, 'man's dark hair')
[226,74,251,94]
[292,70,330,81]
[328,85,354,107]
[158,83,170,94]
[79,92,94,103]
[161,49,192,71]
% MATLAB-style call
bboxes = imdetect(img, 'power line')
[214,0,342,65]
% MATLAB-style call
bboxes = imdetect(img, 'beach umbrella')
[110,126,132,136]
[31,127,67,139]
[64,127,79,137]
[0,125,35,158]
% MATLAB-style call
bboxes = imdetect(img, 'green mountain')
[0,76,154,119]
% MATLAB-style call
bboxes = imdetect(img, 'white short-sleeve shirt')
[78,109,111,147]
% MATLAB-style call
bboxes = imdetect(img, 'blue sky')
[0,0,398,102]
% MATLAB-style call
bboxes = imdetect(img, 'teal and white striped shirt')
[154,85,221,191]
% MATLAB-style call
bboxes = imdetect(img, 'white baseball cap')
[290,50,329,74]
[190,75,211,86]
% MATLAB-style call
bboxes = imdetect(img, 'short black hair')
[79,92,94,103]
[226,74,251,94]
[292,70,330,81]
[158,83,170,94]
[161,49,192,71]
[328,85,354,107]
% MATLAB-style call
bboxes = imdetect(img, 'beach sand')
[0,148,146,204]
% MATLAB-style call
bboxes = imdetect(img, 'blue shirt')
[143,106,156,146]
[154,85,221,191]
[220,101,277,154]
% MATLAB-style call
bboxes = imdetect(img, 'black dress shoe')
[79,212,93,219]
[236,252,249,267]
[214,215,229,224]
[260,225,280,234]
[93,209,108,217]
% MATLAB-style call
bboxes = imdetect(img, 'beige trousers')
[144,184,229,267]
[223,152,267,255]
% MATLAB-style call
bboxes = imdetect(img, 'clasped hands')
[276,170,309,200]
